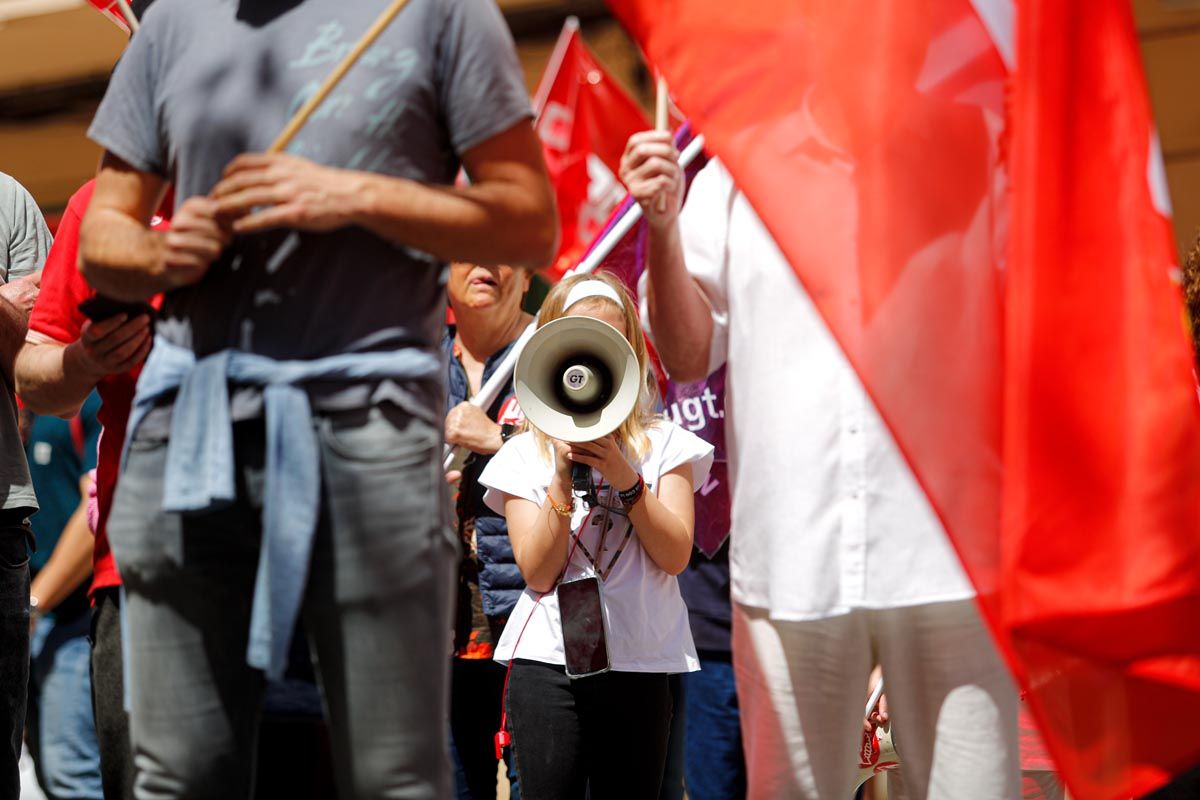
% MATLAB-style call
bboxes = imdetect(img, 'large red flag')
[534,18,650,279]
[1006,2,1200,796]
[606,0,1200,796]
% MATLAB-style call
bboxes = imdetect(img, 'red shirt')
[27,180,169,599]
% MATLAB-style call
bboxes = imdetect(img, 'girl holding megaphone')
[479,272,713,800]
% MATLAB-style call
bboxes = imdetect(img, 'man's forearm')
[352,173,557,269]
[0,296,28,386]
[79,207,170,301]
[15,341,101,417]
[645,222,714,383]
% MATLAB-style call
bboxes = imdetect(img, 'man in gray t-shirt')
[78,1,555,796]
[1,171,48,514]
[0,169,49,800]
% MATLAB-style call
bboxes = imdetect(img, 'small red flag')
[85,0,132,33]
[533,18,649,280]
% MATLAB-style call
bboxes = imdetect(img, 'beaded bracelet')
[548,492,575,518]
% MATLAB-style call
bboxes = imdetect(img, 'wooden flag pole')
[268,0,412,153]
[655,75,670,132]
[114,0,139,32]
[654,74,670,212]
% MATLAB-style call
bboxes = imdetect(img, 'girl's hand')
[568,435,638,491]
[551,438,574,483]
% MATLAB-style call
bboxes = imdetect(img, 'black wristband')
[499,423,516,443]
[618,475,645,508]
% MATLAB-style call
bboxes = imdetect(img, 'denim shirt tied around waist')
[125,335,444,680]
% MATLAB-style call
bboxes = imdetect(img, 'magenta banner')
[590,127,730,556]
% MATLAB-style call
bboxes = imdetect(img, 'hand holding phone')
[73,303,154,377]
[78,295,154,322]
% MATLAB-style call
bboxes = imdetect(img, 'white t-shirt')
[642,158,974,621]
[479,421,714,673]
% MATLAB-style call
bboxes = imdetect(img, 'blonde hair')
[528,272,660,462]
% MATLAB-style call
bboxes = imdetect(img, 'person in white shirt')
[479,272,713,800]
[618,133,1019,800]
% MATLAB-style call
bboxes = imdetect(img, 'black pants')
[0,519,32,800]
[451,658,518,800]
[506,660,673,800]
[91,588,133,800]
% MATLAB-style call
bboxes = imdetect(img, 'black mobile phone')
[78,295,154,323]
[557,576,611,679]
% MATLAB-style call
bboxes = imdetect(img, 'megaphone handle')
[571,462,596,506]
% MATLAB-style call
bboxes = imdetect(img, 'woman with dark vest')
[443,261,532,799]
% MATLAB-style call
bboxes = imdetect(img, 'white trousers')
[733,600,1018,800]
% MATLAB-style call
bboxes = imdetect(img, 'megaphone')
[514,315,642,502]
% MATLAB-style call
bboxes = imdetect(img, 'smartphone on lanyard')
[557,575,611,678]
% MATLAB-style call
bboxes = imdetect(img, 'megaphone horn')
[514,316,641,445]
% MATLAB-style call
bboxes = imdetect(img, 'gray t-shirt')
[1,171,51,512]
[88,0,532,416]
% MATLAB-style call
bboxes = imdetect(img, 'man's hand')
[865,692,890,733]
[445,402,502,455]
[68,313,153,378]
[162,197,231,289]
[212,153,366,235]
[620,131,685,231]
[0,271,41,316]
[864,666,889,733]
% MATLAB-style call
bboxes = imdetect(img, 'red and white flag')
[606,0,1200,796]
[86,0,134,33]
[534,18,649,279]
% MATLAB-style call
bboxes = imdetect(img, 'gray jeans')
[107,403,458,800]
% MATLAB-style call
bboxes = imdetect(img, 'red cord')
[494,482,604,759]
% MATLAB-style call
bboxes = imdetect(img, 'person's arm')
[623,465,695,576]
[80,154,228,301]
[16,312,152,416]
[29,478,95,617]
[619,131,714,383]
[503,439,578,593]
[568,434,695,576]
[211,119,558,270]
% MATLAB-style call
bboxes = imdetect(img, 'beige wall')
[0,1,647,214]
[1,0,1197,254]
[1135,0,1200,255]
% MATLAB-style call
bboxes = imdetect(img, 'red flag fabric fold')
[1007,2,1200,796]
